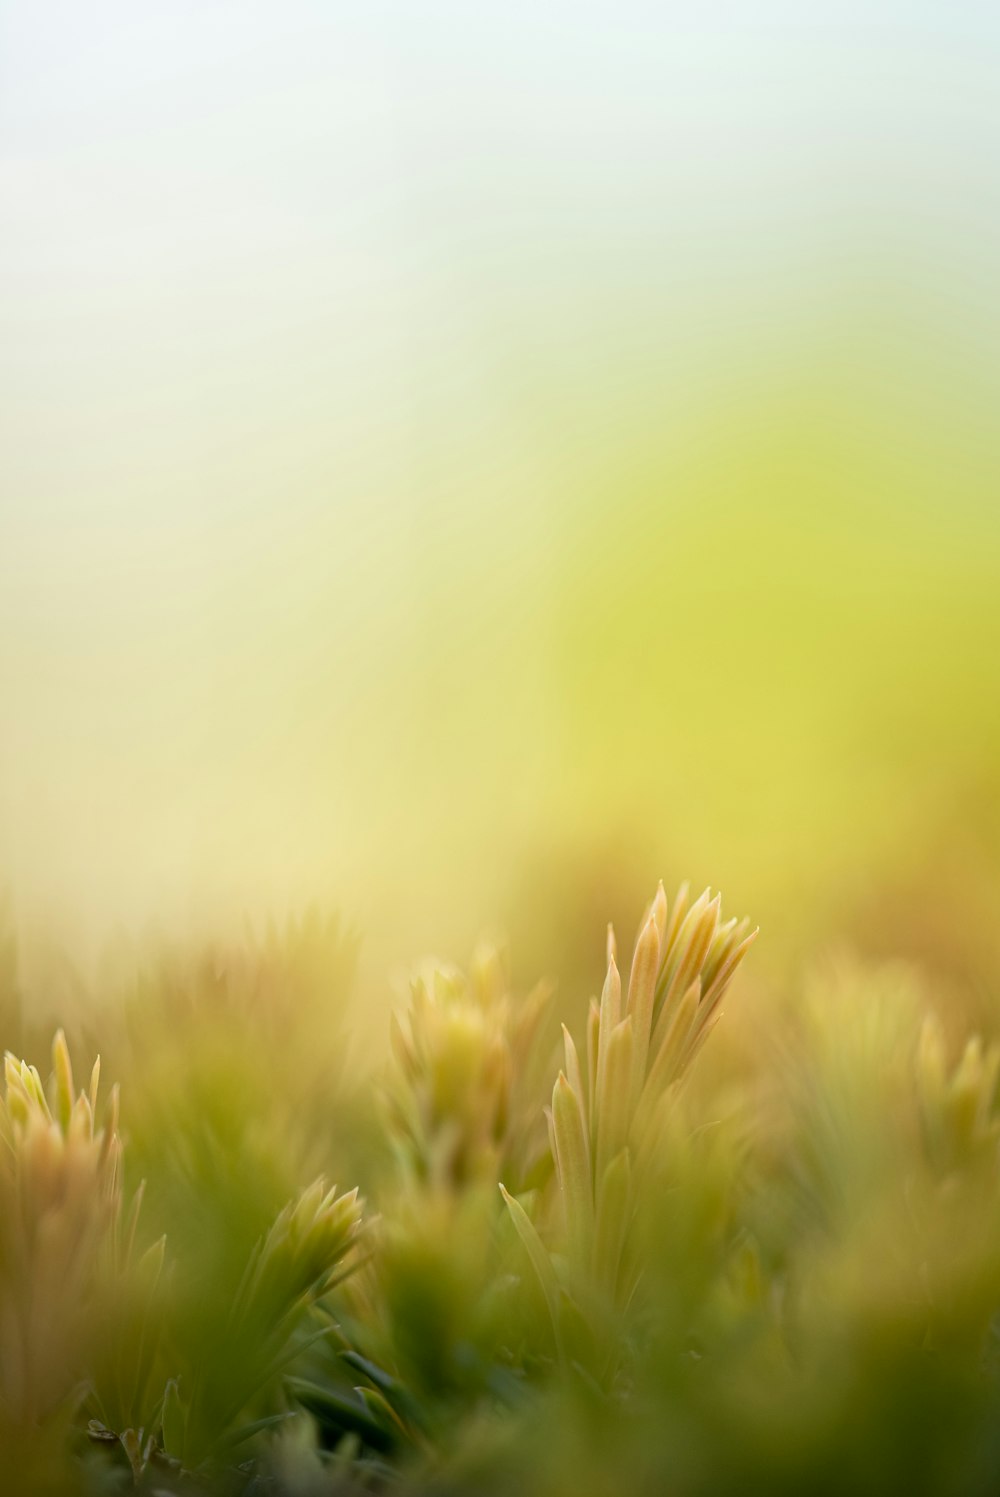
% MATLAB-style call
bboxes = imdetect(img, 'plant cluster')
[1,882,999,1495]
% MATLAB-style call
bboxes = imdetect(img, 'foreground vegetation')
[1,879,998,1495]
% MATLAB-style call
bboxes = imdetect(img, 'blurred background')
[2,1,999,1029]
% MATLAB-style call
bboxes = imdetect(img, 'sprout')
[0,1031,122,1434]
[917,1018,1000,1174]
[504,882,756,1328]
[386,945,554,1193]
[160,1177,364,1473]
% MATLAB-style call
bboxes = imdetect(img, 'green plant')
[501,883,756,1367]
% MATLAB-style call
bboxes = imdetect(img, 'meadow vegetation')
[1,876,999,1495]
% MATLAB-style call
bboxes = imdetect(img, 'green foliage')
[2,885,1000,1495]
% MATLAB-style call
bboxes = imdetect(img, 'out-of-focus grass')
[2,860,1000,1492]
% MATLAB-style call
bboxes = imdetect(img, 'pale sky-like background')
[2,2,999,991]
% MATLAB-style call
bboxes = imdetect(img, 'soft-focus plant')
[742,955,1000,1485]
[294,946,554,1470]
[0,1032,126,1482]
[158,1176,364,1477]
[501,882,756,1368]
[99,912,371,1467]
[4,873,1000,1496]
[916,1018,1000,1176]
[385,943,555,1193]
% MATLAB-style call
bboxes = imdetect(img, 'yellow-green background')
[2,3,999,1021]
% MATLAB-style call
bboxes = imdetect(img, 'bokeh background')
[2,1,999,1026]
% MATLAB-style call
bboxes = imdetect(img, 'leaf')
[499,1183,561,1346]
[552,1070,593,1257]
[160,1378,186,1461]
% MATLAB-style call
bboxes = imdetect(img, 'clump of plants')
[1,878,999,1495]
